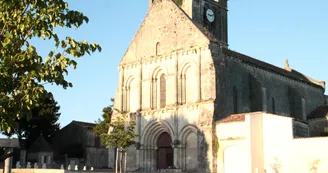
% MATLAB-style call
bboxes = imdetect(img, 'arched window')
[181,74,186,104]
[151,78,157,109]
[233,86,238,114]
[180,64,196,104]
[124,78,137,112]
[151,70,166,109]
[160,74,166,108]
[156,42,160,56]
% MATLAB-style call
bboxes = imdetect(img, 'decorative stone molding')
[119,44,210,68]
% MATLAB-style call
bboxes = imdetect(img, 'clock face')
[206,9,215,23]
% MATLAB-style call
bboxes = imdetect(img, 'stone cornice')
[140,99,214,116]
[119,44,210,69]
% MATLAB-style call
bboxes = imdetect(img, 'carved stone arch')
[141,119,175,146]
[178,59,197,76]
[150,65,169,80]
[179,60,198,104]
[178,124,199,171]
[124,75,138,112]
[150,66,168,109]
[178,124,198,144]
[125,75,137,88]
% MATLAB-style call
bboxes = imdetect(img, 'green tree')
[0,0,101,134]
[101,110,138,173]
[93,99,114,145]
[14,92,60,149]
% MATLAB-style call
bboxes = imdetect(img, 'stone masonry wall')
[213,47,324,121]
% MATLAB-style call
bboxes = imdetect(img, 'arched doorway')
[157,132,173,169]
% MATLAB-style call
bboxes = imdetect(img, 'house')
[27,135,53,167]
[51,120,108,169]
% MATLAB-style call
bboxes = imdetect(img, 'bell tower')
[202,0,228,47]
[150,0,228,47]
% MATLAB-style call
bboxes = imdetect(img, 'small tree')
[101,110,138,173]
[94,99,114,145]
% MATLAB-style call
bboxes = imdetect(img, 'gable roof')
[120,0,213,64]
[222,48,325,89]
[29,135,53,152]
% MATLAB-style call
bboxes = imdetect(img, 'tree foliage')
[0,0,101,133]
[94,98,114,146]
[101,110,138,150]
[94,104,113,138]
[3,92,60,149]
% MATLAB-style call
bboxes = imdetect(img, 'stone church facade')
[111,0,327,172]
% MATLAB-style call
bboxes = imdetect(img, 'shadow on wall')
[120,110,213,173]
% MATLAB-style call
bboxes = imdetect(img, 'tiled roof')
[307,106,328,119]
[216,113,247,123]
[222,48,325,89]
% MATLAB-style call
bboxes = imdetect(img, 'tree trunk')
[124,151,127,173]
[115,148,119,173]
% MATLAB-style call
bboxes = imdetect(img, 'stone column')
[138,61,142,110]
[151,147,157,171]
[135,112,141,170]
[173,139,180,169]
[174,54,179,105]
[197,48,202,102]
[139,147,144,171]
[173,147,179,169]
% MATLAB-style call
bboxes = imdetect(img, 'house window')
[41,155,51,164]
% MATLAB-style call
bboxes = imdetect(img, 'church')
[111,0,328,172]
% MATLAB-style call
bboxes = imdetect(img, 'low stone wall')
[0,170,190,173]
[0,169,64,173]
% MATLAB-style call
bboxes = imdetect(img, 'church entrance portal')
[157,132,173,169]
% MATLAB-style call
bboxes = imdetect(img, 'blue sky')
[21,0,328,129]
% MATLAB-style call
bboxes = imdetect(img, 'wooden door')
[157,132,173,169]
